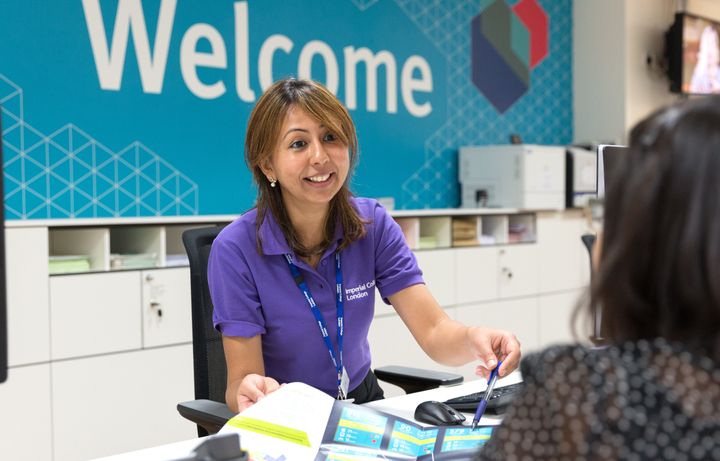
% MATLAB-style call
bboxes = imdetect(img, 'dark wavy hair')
[244,78,365,257]
[592,96,720,361]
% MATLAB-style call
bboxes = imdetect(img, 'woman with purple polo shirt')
[208,78,522,413]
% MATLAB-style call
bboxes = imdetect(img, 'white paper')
[219,382,335,460]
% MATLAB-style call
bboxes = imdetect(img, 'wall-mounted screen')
[666,12,720,95]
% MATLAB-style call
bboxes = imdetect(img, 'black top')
[476,339,720,461]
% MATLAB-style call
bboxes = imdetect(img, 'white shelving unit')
[2,215,234,461]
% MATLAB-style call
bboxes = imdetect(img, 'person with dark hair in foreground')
[477,96,720,461]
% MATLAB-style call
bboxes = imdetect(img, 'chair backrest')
[581,233,606,345]
[580,233,596,276]
[182,226,227,405]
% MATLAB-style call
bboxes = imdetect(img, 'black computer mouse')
[414,400,467,426]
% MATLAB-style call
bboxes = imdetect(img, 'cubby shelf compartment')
[391,208,537,250]
[110,226,165,270]
[508,214,537,243]
[40,216,236,274]
[451,216,480,247]
[480,215,509,245]
[49,228,110,273]
[164,224,209,267]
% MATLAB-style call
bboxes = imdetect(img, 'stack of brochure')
[110,253,157,270]
[452,219,478,247]
[49,255,91,274]
[219,382,494,460]
[165,254,189,267]
[479,234,496,245]
[508,224,534,243]
[418,236,439,249]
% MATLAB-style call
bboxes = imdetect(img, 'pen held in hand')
[471,360,502,430]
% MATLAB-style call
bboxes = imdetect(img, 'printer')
[459,144,566,210]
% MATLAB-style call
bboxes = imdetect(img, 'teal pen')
[471,360,502,430]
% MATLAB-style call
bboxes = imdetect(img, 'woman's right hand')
[235,373,281,412]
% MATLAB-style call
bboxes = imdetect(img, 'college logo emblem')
[471,0,549,113]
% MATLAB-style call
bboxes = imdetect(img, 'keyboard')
[443,382,525,414]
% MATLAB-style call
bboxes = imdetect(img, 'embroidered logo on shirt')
[345,279,376,301]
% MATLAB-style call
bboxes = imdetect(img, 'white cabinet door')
[414,249,456,307]
[368,309,459,398]
[455,246,499,304]
[498,245,539,298]
[5,227,50,365]
[454,298,539,381]
[50,271,142,359]
[536,211,590,292]
[52,345,196,461]
[0,364,52,461]
[538,289,586,347]
[141,268,192,348]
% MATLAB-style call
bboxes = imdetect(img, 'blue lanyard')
[284,251,344,395]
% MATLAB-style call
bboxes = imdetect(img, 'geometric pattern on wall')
[394,0,572,209]
[350,0,381,11]
[471,0,548,113]
[0,74,198,219]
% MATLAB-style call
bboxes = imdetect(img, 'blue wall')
[0,0,572,219]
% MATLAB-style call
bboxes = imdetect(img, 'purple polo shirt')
[208,197,424,397]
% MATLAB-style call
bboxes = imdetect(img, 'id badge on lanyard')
[285,251,348,399]
[339,367,349,400]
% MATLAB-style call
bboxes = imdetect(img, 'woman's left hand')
[466,326,521,379]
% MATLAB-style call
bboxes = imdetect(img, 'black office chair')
[177,226,463,437]
[581,233,605,345]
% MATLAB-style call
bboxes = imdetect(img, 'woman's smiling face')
[263,106,350,215]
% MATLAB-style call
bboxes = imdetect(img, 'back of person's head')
[593,96,720,360]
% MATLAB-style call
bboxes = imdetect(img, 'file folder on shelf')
[49,255,91,274]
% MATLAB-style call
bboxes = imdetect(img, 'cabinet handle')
[145,274,154,282]
[149,301,163,318]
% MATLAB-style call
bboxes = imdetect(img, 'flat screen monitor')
[596,144,627,198]
[0,104,5,383]
[666,12,720,95]
[591,144,627,344]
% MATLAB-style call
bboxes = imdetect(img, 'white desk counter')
[93,373,522,461]
[93,438,204,461]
